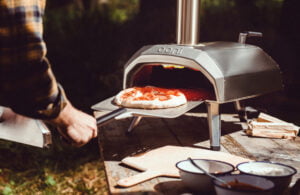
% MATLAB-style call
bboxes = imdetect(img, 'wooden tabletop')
[95,108,300,195]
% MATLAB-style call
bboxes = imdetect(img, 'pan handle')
[96,108,127,126]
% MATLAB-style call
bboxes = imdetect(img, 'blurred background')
[0,0,299,194]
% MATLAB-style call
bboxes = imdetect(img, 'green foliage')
[107,0,140,23]
[45,176,56,186]
[2,186,13,195]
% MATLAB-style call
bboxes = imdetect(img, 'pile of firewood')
[245,113,299,139]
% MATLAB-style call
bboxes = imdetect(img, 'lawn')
[0,134,108,194]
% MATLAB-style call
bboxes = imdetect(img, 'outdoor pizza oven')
[123,42,282,103]
[93,0,283,151]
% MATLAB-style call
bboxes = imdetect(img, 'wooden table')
[95,108,300,195]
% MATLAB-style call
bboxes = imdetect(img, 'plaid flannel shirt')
[0,0,66,119]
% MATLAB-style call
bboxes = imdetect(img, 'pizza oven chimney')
[176,0,200,45]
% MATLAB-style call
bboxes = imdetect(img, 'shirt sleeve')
[0,0,67,119]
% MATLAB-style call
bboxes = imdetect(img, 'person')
[0,0,97,147]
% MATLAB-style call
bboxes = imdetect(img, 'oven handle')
[96,108,127,126]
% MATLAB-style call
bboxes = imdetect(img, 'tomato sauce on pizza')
[125,87,183,101]
[114,86,212,109]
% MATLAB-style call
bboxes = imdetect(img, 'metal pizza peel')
[92,96,203,126]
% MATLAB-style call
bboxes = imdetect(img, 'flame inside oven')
[131,63,216,101]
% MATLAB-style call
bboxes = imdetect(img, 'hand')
[0,107,28,124]
[46,101,97,147]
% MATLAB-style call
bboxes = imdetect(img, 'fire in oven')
[128,63,215,101]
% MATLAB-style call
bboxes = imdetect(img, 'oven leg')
[234,100,246,122]
[206,101,221,151]
[127,116,143,133]
[234,101,260,121]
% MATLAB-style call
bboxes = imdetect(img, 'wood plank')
[98,112,245,194]
[96,111,300,194]
[219,114,252,156]
[98,112,186,194]
[97,114,159,194]
[229,131,300,186]
[161,114,209,147]
[133,117,180,148]
[164,112,231,152]
[272,138,300,159]
[221,134,256,160]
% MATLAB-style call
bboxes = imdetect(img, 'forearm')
[0,0,66,119]
[0,1,97,147]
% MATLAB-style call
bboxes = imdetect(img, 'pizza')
[114,86,187,109]
[114,86,212,109]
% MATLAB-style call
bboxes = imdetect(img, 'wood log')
[258,113,299,129]
[246,128,296,139]
[246,113,299,139]
[257,112,285,122]
[249,121,299,134]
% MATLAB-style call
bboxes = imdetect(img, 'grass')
[0,132,108,194]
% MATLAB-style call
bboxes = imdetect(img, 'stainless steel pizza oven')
[93,0,283,151]
[123,42,282,102]
[122,42,282,150]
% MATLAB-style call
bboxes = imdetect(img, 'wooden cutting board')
[117,145,250,187]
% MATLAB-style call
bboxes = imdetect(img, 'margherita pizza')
[114,86,212,109]
[114,86,187,109]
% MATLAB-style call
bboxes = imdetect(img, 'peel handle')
[96,107,127,126]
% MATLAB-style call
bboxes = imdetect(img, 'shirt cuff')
[35,84,68,119]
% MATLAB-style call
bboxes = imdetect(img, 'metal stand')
[206,101,221,151]
[127,116,143,133]
[234,100,247,122]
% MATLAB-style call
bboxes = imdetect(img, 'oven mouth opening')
[128,63,216,101]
